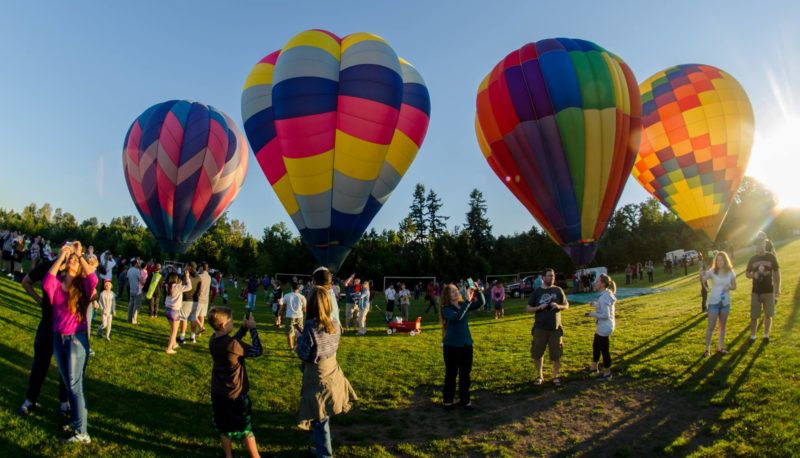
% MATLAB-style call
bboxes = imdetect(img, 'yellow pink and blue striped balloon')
[241,30,430,271]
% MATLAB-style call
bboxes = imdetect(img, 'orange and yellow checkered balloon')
[633,64,754,240]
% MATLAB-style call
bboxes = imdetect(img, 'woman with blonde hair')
[296,286,357,457]
[585,274,617,381]
[700,251,736,355]
[439,282,485,408]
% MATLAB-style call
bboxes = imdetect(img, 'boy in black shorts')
[208,307,263,458]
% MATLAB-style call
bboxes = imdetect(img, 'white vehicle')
[575,266,608,281]
[683,250,700,265]
[664,249,685,264]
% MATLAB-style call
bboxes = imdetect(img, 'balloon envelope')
[475,38,641,265]
[242,29,430,271]
[123,100,249,253]
[633,64,754,240]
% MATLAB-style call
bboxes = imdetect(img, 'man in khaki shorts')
[746,235,781,343]
[282,282,306,350]
[526,269,569,387]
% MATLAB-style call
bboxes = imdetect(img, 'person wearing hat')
[746,234,781,342]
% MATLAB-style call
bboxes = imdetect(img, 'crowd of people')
[6,228,783,457]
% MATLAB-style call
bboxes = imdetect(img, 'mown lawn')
[0,240,798,457]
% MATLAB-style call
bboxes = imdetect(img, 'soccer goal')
[382,276,436,292]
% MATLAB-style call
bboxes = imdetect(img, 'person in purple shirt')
[43,242,98,444]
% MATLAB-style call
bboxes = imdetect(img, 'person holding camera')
[526,268,569,387]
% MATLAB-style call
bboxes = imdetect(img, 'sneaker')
[763,336,770,343]
[17,402,38,416]
[105,335,111,341]
[62,433,91,444]
[177,337,185,345]
[596,373,613,381]
[198,327,206,335]
[88,350,96,356]
[191,336,196,344]
[166,349,177,355]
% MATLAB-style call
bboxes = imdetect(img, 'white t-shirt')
[197,271,212,303]
[704,270,735,305]
[283,291,306,319]
[398,289,411,305]
[101,259,116,281]
[385,287,396,301]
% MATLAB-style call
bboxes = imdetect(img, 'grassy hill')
[0,240,798,457]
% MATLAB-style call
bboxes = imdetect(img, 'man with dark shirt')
[526,269,569,387]
[17,259,69,416]
[746,236,781,342]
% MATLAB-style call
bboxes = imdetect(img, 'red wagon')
[387,316,422,336]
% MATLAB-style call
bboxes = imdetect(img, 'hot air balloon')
[123,100,249,253]
[633,64,754,240]
[475,38,641,265]
[241,29,430,271]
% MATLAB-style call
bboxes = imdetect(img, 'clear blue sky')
[1,1,798,238]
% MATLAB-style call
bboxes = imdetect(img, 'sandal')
[553,378,562,387]
[533,378,543,386]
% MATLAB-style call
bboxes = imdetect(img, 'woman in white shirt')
[700,251,736,356]
[585,273,616,381]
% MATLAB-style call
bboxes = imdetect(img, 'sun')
[747,117,800,209]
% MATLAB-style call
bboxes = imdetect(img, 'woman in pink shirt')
[491,281,506,319]
[43,242,98,444]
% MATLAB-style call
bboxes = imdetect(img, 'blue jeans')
[310,417,332,457]
[247,293,257,310]
[53,332,89,434]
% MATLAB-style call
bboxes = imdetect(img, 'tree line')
[1,177,797,282]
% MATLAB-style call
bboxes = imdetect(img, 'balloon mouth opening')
[157,239,193,254]
[563,241,599,266]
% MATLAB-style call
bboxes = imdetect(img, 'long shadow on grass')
[336,376,724,457]
[0,342,308,457]
[615,314,706,369]
[782,278,800,333]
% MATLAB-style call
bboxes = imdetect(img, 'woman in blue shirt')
[439,283,485,408]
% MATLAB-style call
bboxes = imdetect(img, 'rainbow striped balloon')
[123,100,249,253]
[633,64,754,240]
[476,38,641,265]
[242,29,430,271]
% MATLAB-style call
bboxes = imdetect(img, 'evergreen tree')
[426,189,449,239]
[464,188,493,252]
[408,183,428,242]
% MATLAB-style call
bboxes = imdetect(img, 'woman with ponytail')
[43,241,98,444]
[585,274,616,381]
[439,282,485,408]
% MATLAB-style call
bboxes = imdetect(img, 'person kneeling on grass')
[585,274,616,381]
[208,307,263,458]
[439,282,486,409]
[297,286,358,457]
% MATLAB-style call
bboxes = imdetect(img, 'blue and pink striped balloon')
[123,100,249,253]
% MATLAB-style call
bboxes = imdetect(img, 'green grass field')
[0,241,798,457]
